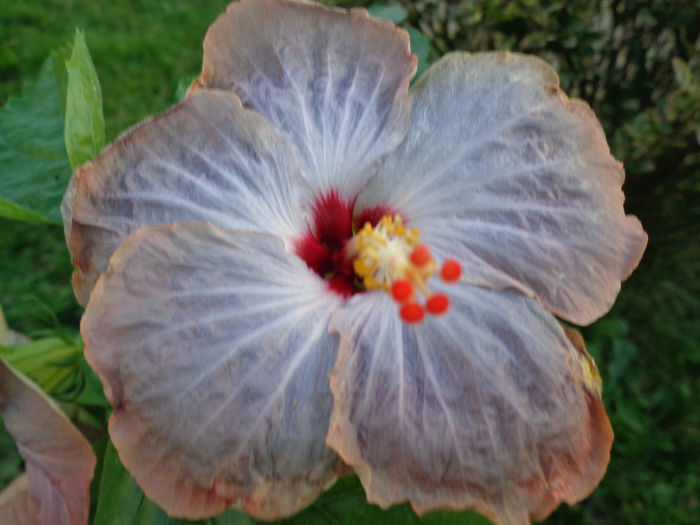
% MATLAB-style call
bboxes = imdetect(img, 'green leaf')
[367,3,408,24]
[92,444,490,525]
[0,335,81,396]
[73,357,110,409]
[93,440,253,525]
[0,57,71,224]
[64,28,105,170]
[51,42,73,119]
[279,476,491,525]
[92,439,166,525]
[407,27,432,80]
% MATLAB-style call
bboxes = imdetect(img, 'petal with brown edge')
[62,88,311,306]
[356,51,647,326]
[326,283,613,525]
[560,324,604,398]
[0,361,96,525]
[82,222,344,520]
[198,0,416,197]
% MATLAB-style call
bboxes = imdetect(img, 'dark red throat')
[294,190,391,297]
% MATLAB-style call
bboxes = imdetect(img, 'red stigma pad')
[441,259,462,282]
[391,279,414,303]
[400,302,425,323]
[426,293,449,315]
[410,245,431,267]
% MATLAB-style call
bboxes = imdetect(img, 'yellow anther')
[351,215,417,291]
[349,214,462,323]
[350,215,431,292]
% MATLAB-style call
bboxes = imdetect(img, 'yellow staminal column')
[349,215,461,323]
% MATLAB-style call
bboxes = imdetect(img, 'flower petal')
[0,475,35,525]
[197,0,416,196]
[82,222,344,520]
[0,360,96,525]
[356,52,647,325]
[327,284,613,525]
[62,88,310,306]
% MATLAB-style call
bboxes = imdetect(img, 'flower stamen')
[350,214,461,323]
[426,293,449,315]
[440,259,462,282]
[410,245,432,267]
[400,302,425,323]
[391,279,414,303]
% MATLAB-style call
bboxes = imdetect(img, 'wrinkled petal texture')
[356,52,647,325]
[62,89,310,306]
[327,284,613,525]
[198,0,416,197]
[0,361,96,525]
[82,223,344,520]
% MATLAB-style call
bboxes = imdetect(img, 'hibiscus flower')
[60,0,647,523]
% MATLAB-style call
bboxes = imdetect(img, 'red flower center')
[294,190,462,323]
[294,190,390,298]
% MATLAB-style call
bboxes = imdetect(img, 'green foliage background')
[1,0,699,524]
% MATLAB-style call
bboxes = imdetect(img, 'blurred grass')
[1,0,699,524]
[1,0,230,140]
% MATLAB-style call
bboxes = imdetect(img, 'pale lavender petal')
[0,475,35,525]
[82,223,343,520]
[356,52,647,325]
[327,283,612,525]
[0,361,96,525]
[62,89,311,306]
[197,0,416,197]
